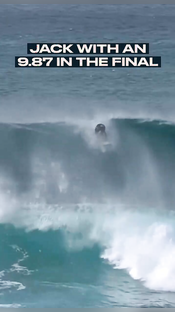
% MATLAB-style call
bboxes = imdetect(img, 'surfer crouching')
[95,124,107,141]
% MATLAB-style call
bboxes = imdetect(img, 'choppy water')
[1,4,175,308]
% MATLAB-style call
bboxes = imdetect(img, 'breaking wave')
[1,118,175,294]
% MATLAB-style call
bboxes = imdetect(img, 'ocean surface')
[0,4,175,308]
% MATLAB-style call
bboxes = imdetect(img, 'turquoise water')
[1,4,175,308]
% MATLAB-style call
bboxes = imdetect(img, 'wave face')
[1,118,175,307]
[0,118,175,207]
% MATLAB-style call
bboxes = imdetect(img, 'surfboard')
[101,141,112,152]
[103,141,112,147]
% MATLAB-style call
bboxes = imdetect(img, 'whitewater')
[1,118,175,307]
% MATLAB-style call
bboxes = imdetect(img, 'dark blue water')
[1,4,175,308]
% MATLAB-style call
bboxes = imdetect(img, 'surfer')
[95,124,107,140]
[95,123,112,152]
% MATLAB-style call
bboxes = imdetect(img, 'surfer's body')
[95,124,107,141]
[95,124,112,152]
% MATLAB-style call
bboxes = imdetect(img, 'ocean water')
[1,4,175,308]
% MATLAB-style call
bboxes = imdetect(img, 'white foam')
[1,200,175,291]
